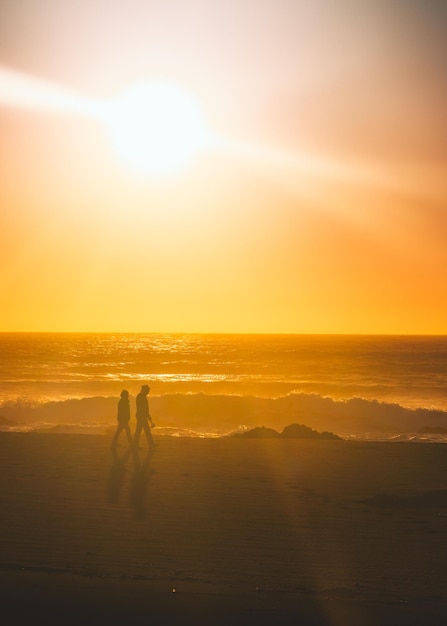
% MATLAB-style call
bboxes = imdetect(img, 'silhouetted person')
[111,389,133,447]
[134,384,156,448]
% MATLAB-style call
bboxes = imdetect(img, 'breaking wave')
[2,392,447,441]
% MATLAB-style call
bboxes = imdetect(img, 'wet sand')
[1,432,447,624]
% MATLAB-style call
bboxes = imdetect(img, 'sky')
[1,0,446,334]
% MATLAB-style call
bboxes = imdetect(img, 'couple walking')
[112,384,156,448]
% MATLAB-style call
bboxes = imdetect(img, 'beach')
[1,432,447,624]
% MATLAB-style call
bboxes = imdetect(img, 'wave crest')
[1,392,447,439]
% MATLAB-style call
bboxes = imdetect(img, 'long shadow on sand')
[108,443,155,519]
[108,443,133,504]
[130,447,156,519]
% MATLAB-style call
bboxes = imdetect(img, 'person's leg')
[134,422,142,447]
[124,424,133,446]
[112,424,122,446]
[143,420,155,446]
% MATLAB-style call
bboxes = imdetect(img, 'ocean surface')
[1,333,447,440]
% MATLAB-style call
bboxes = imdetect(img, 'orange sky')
[1,0,446,334]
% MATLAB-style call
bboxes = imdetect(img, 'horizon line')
[0,330,446,338]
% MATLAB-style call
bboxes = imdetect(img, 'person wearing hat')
[111,389,133,447]
[134,384,156,448]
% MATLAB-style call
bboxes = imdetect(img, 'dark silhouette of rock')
[232,423,342,440]
[281,423,341,440]
[232,426,281,438]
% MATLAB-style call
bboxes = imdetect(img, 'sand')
[1,432,447,625]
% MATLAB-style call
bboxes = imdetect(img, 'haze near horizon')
[1,1,446,334]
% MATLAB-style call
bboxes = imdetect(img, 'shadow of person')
[130,447,156,519]
[108,443,133,504]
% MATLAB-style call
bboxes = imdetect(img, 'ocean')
[1,333,447,440]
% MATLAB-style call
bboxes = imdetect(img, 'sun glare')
[0,66,383,188]
[99,80,212,177]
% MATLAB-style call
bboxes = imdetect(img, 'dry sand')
[1,431,447,624]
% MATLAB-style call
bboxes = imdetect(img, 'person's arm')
[148,403,155,426]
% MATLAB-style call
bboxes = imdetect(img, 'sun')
[100,80,212,177]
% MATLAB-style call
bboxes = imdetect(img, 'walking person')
[134,384,156,448]
[112,389,133,447]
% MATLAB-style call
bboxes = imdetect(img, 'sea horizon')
[1,331,446,336]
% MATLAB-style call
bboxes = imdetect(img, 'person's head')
[120,389,129,399]
[141,384,150,395]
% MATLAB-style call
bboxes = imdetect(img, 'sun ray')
[0,65,93,116]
